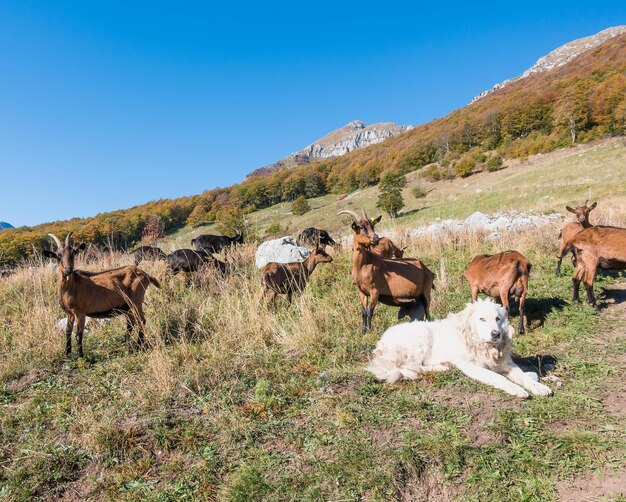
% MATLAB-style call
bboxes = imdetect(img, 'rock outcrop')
[248,120,412,177]
[471,26,626,103]
[255,236,311,269]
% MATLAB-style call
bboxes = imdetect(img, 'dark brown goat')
[567,226,626,309]
[556,201,597,275]
[464,251,531,334]
[339,209,434,333]
[43,233,160,357]
[259,245,333,305]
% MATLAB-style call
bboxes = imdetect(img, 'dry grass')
[2,163,626,499]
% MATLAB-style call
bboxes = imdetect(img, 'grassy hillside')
[167,137,626,248]
[1,140,626,499]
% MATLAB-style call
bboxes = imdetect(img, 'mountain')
[0,222,14,231]
[472,26,626,103]
[247,120,412,177]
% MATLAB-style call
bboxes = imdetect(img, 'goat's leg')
[582,260,598,311]
[572,265,585,303]
[517,275,529,335]
[134,307,147,350]
[75,315,86,359]
[65,313,75,356]
[358,291,369,334]
[470,284,479,303]
[367,291,379,333]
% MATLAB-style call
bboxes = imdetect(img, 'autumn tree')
[142,215,165,243]
[186,204,208,227]
[377,171,407,217]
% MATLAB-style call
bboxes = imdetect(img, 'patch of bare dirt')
[399,466,460,502]
[557,468,626,501]
[7,369,44,392]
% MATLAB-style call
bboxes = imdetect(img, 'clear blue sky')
[1,1,624,226]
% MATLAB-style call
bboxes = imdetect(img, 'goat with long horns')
[43,232,160,357]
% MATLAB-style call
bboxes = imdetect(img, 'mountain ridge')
[472,25,626,103]
[247,120,412,178]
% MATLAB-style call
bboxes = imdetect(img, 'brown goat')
[567,226,626,309]
[339,209,434,333]
[259,245,333,305]
[370,236,406,259]
[556,201,596,275]
[465,251,531,334]
[43,233,160,357]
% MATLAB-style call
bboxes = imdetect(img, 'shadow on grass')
[524,297,569,328]
[513,354,558,377]
[601,285,626,306]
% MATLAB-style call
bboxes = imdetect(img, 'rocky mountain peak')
[247,120,412,178]
[471,26,626,103]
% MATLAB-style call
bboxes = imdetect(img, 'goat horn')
[584,199,589,206]
[362,208,369,221]
[65,232,73,248]
[48,233,63,250]
[337,210,360,222]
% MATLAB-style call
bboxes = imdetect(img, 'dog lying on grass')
[367,299,552,398]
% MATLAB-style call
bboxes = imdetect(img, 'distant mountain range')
[0,222,13,231]
[471,25,626,103]
[247,120,413,178]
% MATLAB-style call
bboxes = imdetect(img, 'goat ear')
[372,215,382,225]
[76,243,86,253]
[565,206,575,213]
[589,202,597,210]
[43,250,59,260]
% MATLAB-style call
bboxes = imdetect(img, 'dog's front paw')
[529,382,553,396]
[506,384,529,398]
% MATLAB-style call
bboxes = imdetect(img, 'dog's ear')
[456,302,476,341]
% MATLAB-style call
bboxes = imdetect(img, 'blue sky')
[1,1,624,226]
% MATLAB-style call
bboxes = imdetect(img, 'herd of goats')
[30,201,626,359]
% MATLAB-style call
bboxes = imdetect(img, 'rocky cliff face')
[471,26,626,103]
[248,120,412,177]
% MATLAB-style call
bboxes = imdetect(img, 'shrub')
[454,156,475,177]
[412,185,427,199]
[291,196,310,216]
[486,153,504,172]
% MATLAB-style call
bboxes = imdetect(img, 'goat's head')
[338,209,382,248]
[566,200,597,224]
[310,244,333,264]
[43,232,86,277]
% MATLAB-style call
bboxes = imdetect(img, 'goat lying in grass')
[258,245,332,305]
[43,233,160,358]
[367,299,553,398]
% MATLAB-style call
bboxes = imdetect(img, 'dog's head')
[458,299,512,347]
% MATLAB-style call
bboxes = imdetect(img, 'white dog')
[367,299,552,398]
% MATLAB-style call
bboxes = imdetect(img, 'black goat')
[298,228,338,248]
[166,249,227,275]
[191,233,243,254]
[131,246,167,266]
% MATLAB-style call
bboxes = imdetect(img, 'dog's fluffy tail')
[366,349,422,383]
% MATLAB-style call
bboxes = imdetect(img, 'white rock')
[465,212,490,229]
[255,236,311,269]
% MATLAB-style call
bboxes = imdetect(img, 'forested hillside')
[1,34,624,266]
